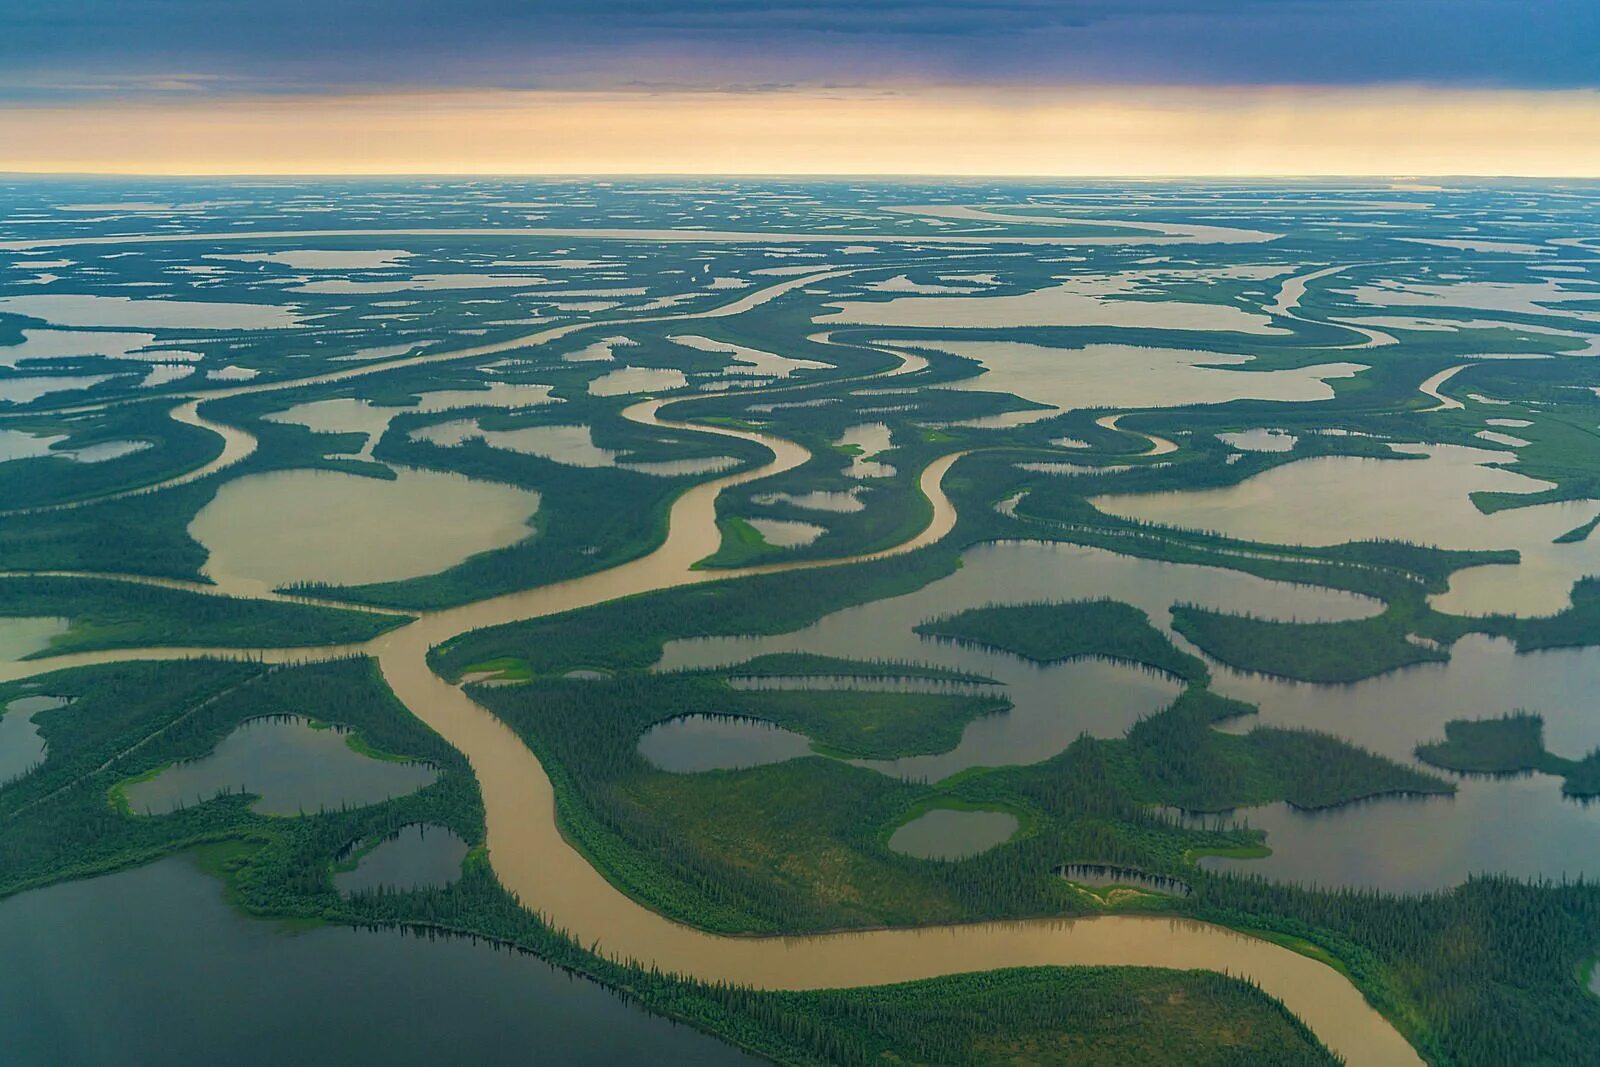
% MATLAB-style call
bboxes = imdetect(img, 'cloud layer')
[2,0,1597,102]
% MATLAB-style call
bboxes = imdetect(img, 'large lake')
[0,856,756,1066]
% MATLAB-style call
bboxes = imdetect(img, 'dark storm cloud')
[1,0,1596,101]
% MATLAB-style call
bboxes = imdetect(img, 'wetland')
[6,177,1600,1066]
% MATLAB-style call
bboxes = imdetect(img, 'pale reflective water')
[189,467,540,595]
[1214,635,1600,763]
[587,366,688,396]
[0,617,68,665]
[1219,428,1299,452]
[1193,774,1600,892]
[919,340,1363,415]
[837,422,896,478]
[413,420,734,477]
[818,277,1286,333]
[0,375,118,405]
[264,382,556,457]
[751,488,866,512]
[745,517,825,547]
[122,715,437,816]
[1096,444,1600,617]
[660,542,1378,778]
[668,334,829,378]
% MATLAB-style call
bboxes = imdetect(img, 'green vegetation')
[700,515,778,567]
[14,200,1600,1066]
[1171,605,1445,683]
[1123,689,1452,813]
[0,658,479,895]
[431,547,964,680]
[1416,712,1600,797]
[724,652,993,684]
[916,599,1207,682]
[468,669,1447,935]
[0,400,223,511]
[1554,513,1600,545]
[735,688,1010,760]
[1468,577,1600,652]
[0,575,405,656]
[1192,874,1600,1067]
[743,967,1336,1066]
[0,654,1336,1067]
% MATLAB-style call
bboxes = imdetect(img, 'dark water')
[0,695,67,784]
[0,857,757,1066]
[1058,864,1191,897]
[637,713,814,773]
[122,715,437,816]
[335,824,470,894]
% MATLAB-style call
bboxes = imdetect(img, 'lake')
[0,856,757,1066]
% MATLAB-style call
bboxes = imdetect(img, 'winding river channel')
[0,254,1422,1064]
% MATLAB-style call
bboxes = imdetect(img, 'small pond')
[335,824,469,894]
[1219,429,1298,452]
[637,714,813,773]
[887,807,1019,860]
[587,366,688,396]
[745,518,825,547]
[1057,863,1191,897]
[0,696,69,784]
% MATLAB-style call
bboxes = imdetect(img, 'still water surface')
[888,807,1019,860]
[1096,444,1600,617]
[189,466,541,595]
[123,716,437,816]
[0,695,67,783]
[659,541,1378,779]
[637,714,814,773]
[0,856,757,1066]
[336,824,470,894]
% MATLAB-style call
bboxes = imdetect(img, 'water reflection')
[1219,429,1298,453]
[660,542,1376,778]
[888,807,1018,860]
[745,518,825,547]
[413,420,734,477]
[837,423,895,479]
[189,467,541,595]
[1193,775,1600,892]
[637,714,813,773]
[264,382,556,458]
[0,695,67,783]
[335,824,469,894]
[1096,444,1600,617]
[0,856,756,1066]
[122,716,436,816]
[918,340,1362,416]
[1214,635,1600,762]
[588,366,688,396]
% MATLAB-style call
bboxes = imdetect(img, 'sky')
[1,0,1598,175]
